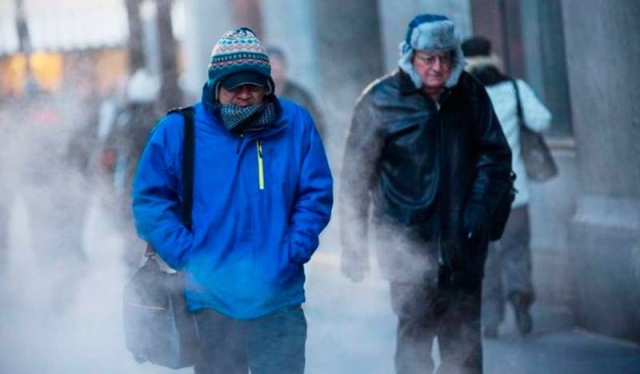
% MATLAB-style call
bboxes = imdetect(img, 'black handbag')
[512,80,558,182]
[123,250,200,368]
[123,107,200,369]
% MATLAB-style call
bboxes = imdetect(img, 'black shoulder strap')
[169,106,195,230]
[144,107,195,259]
[511,79,524,125]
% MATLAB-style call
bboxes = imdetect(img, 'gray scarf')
[216,101,277,133]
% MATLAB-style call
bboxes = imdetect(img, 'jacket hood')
[464,54,503,73]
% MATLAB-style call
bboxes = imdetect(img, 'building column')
[562,0,640,343]
[229,0,263,38]
[260,0,318,93]
[181,0,233,100]
[470,0,524,78]
[310,0,384,167]
[157,0,181,108]
[125,0,146,72]
[517,0,575,308]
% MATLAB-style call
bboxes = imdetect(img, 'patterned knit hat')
[398,14,466,89]
[207,27,274,100]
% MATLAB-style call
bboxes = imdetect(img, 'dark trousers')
[390,279,483,374]
[482,206,534,327]
[194,306,307,374]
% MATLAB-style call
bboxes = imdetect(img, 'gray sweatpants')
[482,206,534,327]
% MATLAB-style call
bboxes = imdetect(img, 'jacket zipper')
[436,113,444,267]
[257,140,264,190]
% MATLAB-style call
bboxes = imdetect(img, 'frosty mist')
[2,0,614,372]
[0,32,397,374]
[0,75,406,374]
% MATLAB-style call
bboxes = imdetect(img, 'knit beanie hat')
[207,27,274,100]
[398,14,465,89]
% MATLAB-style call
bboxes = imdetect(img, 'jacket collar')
[398,69,421,96]
[398,69,455,106]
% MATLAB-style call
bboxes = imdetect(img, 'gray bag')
[123,253,200,368]
[122,107,199,369]
[512,80,558,182]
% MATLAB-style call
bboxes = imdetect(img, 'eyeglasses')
[413,52,453,67]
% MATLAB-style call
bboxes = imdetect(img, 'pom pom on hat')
[207,27,274,99]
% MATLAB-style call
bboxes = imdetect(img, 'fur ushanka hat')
[398,14,466,89]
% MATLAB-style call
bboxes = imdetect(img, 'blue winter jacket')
[132,98,333,319]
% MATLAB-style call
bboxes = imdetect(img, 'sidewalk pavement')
[304,248,640,374]
[1,201,638,374]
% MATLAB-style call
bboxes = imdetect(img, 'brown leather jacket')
[339,69,512,284]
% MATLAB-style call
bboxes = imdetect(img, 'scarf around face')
[202,82,278,134]
[217,101,277,133]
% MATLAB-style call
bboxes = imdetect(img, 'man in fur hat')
[339,14,512,374]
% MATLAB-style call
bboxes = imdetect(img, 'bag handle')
[511,79,524,126]
[145,106,195,259]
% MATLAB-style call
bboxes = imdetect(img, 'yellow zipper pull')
[257,140,264,190]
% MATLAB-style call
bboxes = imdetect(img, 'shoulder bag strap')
[145,106,195,258]
[179,107,195,231]
[511,79,524,126]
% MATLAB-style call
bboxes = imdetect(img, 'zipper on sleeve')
[257,140,264,190]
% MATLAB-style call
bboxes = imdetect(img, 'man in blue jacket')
[132,27,333,374]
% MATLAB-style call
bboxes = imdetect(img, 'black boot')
[509,292,533,336]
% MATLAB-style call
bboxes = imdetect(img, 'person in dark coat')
[339,14,513,374]
[265,46,326,141]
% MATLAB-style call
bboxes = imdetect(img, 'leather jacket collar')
[397,69,455,106]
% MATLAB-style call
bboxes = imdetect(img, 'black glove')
[463,203,490,240]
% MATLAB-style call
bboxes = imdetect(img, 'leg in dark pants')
[437,282,483,374]
[502,206,534,335]
[482,241,505,334]
[482,206,534,336]
[194,310,248,374]
[194,306,307,374]
[390,282,439,374]
[501,206,533,300]
[248,306,307,374]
